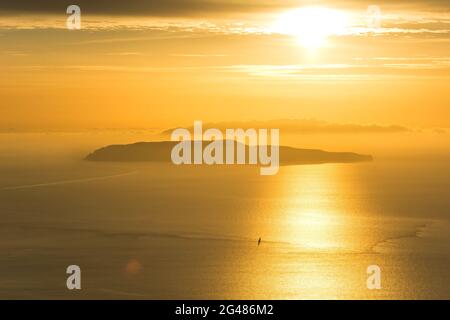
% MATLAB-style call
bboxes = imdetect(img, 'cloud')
[105,52,143,56]
[218,62,450,80]
[4,61,448,82]
[0,0,289,16]
[170,53,228,57]
[433,128,448,134]
[1,0,449,17]
[0,50,29,56]
[161,119,413,135]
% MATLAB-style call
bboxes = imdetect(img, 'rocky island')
[85,141,373,165]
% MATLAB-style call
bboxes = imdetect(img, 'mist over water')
[0,133,448,299]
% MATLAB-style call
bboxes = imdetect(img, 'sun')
[272,7,349,50]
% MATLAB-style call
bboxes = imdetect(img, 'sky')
[0,0,449,132]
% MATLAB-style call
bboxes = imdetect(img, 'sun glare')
[273,7,349,50]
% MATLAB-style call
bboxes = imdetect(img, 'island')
[85,141,373,165]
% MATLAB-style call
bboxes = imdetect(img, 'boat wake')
[0,170,138,191]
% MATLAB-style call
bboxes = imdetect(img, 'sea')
[0,132,448,299]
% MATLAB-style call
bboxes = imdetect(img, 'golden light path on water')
[273,165,367,299]
[267,164,351,250]
[211,165,368,299]
[211,164,428,299]
[282,166,342,250]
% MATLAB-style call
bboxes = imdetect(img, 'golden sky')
[0,0,449,131]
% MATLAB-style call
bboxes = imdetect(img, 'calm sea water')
[0,140,449,299]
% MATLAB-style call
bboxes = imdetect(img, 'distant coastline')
[85,141,373,165]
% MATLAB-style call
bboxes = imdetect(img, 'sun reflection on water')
[275,164,350,251]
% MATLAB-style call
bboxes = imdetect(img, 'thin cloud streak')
[3,62,450,81]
